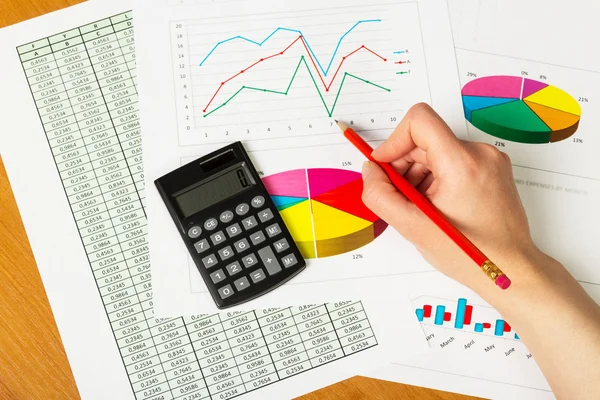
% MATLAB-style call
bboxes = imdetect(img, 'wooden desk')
[0,2,478,399]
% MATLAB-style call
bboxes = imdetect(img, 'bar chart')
[414,296,520,341]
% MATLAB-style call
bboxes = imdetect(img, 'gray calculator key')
[210,269,226,284]
[234,238,250,253]
[250,230,266,245]
[235,203,250,216]
[204,218,218,231]
[258,208,274,223]
[220,210,234,223]
[242,216,258,231]
[234,276,251,291]
[251,196,265,208]
[281,253,298,268]
[218,246,234,261]
[273,238,290,253]
[226,223,242,238]
[201,254,218,269]
[210,231,226,245]
[242,253,258,268]
[226,261,242,276]
[187,226,202,239]
[250,269,266,283]
[265,223,282,238]
[218,284,234,300]
[193,239,210,254]
[258,246,282,276]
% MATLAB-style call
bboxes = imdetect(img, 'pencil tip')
[335,120,348,132]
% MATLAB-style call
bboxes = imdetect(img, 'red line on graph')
[203,35,388,111]
[395,61,406,64]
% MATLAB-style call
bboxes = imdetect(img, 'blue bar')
[495,319,505,336]
[434,305,445,325]
[454,298,467,329]
[514,333,520,340]
[474,323,484,333]
[415,309,424,322]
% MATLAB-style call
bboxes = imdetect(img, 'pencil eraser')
[495,275,511,290]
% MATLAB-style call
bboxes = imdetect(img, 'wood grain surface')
[0,1,479,399]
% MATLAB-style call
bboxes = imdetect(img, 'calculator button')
[281,253,298,268]
[257,209,274,223]
[250,269,266,284]
[242,216,258,231]
[234,276,251,291]
[201,254,218,269]
[218,285,234,300]
[234,238,250,253]
[218,246,234,261]
[250,230,266,245]
[204,218,218,231]
[220,210,234,223]
[235,203,250,216]
[210,231,226,246]
[226,223,242,238]
[265,223,282,238]
[251,196,265,208]
[226,261,242,276]
[258,246,282,276]
[193,239,210,254]
[210,269,226,284]
[187,226,202,239]
[273,238,290,253]
[242,253,258,268]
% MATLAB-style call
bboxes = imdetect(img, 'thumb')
[361,161,428,242]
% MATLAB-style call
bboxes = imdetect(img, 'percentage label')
[573,138,584,143]
[352,254,364,259]
[342,161,353,167]
[467,72,477,78]
[539,75,547,80]
[257,170,265,177]
[521,71,529,76]
[578,97,589,103]
[494,141,506,148]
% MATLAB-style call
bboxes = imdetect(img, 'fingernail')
[362,161,370,179]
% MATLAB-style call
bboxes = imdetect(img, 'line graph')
[198,19,382,76]
[202,35,389,114]
[171,2,431,145]
[204,56,391,118]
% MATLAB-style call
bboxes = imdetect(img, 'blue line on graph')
[198,19,382,76]
[393,50,405,54]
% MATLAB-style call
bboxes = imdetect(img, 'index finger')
[372,103,464,167]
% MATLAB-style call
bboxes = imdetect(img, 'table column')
[293,304,343,368]
[328,301,378,356]
[262,307,312,378]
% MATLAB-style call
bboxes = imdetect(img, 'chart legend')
[263,168,387,258]
[462,75,582,144]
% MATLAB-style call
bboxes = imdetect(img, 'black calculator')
[155,142,306,309]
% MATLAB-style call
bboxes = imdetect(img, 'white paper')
[448,0,600,287]
[368,2,600,398]
[0,2,428,399]
[134,0,464,315]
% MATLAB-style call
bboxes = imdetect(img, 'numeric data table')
[16,11,378,400]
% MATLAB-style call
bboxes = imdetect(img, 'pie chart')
[462,75,582,143]
[262,168,387,259]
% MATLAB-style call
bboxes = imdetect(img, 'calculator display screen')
[174,167,252,218]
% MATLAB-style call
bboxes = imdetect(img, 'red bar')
[423,305,432,318]
[483,322,491,329]
[443,312,451,321]
[504,322,512,332]
[464,305,473,325]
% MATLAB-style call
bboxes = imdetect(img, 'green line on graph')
[203,56,391,118]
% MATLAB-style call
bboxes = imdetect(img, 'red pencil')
[337,120,511,290]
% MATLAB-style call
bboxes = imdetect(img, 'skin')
[361,103,600,399]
